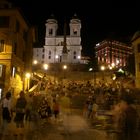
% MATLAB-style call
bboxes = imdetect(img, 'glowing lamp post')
[77,55,81,63]
[25,72,31,91]
[33,60,38,65]
[89,67,96,85]
[63,64,67,79]
[43,64,49,70]
[100,65,105,80]
[55,55,59,63]
[42,64,49,83]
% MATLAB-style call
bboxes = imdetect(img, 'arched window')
[49,51,51,55]
[73,29,77,35]
[73,51,76,59]
[42,54,44,58]
[48,51,51,59]
[49,28,53,35]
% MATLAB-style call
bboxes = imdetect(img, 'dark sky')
[8,0,140,56]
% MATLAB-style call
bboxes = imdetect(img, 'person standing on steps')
[52,99,60,122]
[14,91,27,128]
[1,91,12,135]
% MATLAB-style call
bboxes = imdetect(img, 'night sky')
[8,0,140,56]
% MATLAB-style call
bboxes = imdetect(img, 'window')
[49,28,53,35]
[0,65,6,78]
[0,2,11,9]
[13,43,17,55]
[137,44,140,53]
[0,40,4,52]
[49,51,51,55]
[42,48,45,52]
[48,51,51,59]
[4,4,9,8]
[74,51,76,55]
[73,29,77,35]
[73,51,76,59]
[42,54,44,58]
[0,16,9,27]
[16,20,20,32]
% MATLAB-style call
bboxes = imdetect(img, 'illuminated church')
[33,14,82,64]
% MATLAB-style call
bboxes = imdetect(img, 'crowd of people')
[0,79,140,140]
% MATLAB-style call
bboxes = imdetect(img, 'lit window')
[0,65,6,78]
[12,67,16,77]
[0,65,3,77]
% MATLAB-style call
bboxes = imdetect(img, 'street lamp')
[43,64,48,85]
[100,65,105,80]
[63,64,67,79]
[89,67,96,85]
[77,55,81,63]
[25,72,31,91]
[33,60,38,65]
[55,55,59,63]
[43,64,48,70]
[63,65,67,70]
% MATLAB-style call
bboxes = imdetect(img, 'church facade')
[33,14,82,64]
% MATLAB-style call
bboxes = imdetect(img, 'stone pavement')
[0,110,109,140]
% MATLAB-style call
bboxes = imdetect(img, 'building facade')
[131,31,140,88]
[95,39,132,69]
[33,14,82,64]
[0,0,36,97]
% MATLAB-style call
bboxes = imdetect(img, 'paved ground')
[0,109,108,140]
[1,89,140,140]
